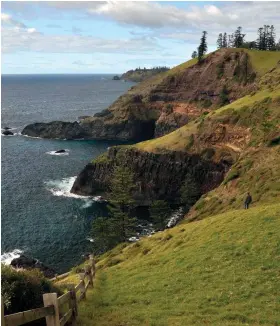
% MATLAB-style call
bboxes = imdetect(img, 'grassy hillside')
[53,50,280,325]
[58,203,280,325]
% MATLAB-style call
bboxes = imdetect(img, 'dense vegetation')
[2,264,62,315]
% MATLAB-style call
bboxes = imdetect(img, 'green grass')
[245,49,280,75]
[213,87,280,115]
[73,203,280,326]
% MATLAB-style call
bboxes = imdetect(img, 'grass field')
[58,203,280,326]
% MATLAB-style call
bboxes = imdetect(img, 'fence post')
[89,254,96,278]
[69,285,78,321]
[79,273,86,300]
[2,298,5,326]
[43,293,60,326]
[85,264,93,287]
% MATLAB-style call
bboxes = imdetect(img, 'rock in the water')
[11,255,56,278]
[2,130,14,136]
[3,127,11,130]
[22,121,87,140]
[112,75,120,80]
[55,149,66,153]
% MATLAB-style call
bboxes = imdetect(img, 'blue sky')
[1,1,280,74]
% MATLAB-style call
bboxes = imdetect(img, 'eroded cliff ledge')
[70,146,231,205]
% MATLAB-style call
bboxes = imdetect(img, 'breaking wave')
[1,249,23,265]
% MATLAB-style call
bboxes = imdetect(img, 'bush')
[219,85,230,107]
[223,169,240,184]
[1,264,62,315]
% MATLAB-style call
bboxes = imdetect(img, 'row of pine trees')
[192,25,280,62]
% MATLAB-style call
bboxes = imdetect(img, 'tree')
[191,50,198,59]
[267,25,276,50]
[233,26,245,48]
[149,200,172,231]
[91,165,137,253]
[257,27,264,50]
[91,216,118,254]
[219,85,230,106]
[180,174,201,208]
[198,31,208,63]
[228,33,234,48]
[217,33,223,49]
[222,33,228,48]
[109,165,137,243]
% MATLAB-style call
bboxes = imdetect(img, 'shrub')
[219,85,230,107]
[1,264,62,315]
[223,169,240,184]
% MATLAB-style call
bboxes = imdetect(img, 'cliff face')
[71,147,230,205]
[22,49,266,141]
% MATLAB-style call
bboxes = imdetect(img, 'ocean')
[1,74,136,273]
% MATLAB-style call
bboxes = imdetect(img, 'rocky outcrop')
[71,147,231,205]
[2,130,14,136]
[11,255,56,278]
[22,121,87,140]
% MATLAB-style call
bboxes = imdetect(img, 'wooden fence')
[2,255,96,326]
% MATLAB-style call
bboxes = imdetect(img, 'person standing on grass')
[244,192,252,209]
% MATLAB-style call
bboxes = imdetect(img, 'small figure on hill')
[244,192,252,209]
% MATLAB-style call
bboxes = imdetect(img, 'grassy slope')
[61,50,280,325]
[60,203,280,326]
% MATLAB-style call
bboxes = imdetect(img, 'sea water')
[1,74,135,273]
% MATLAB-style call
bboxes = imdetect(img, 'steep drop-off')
[22,49,279,141]
[71,146,230,205]
[71,60,280,208]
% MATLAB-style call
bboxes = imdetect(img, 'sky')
[1,1,280,74]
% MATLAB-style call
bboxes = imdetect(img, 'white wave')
[81,199,94,209]
[46,149,69,156]
[1,249,23,265]
[86,237,94,243]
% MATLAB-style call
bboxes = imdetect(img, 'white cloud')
[1,12,27,28]
[2,23,161,54]
[27,28,37,34]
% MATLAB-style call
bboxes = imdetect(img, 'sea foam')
[44,176,102,207]
[46,149,70,156]
[1,249,23,265]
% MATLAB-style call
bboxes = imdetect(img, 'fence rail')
[2,255,96,326]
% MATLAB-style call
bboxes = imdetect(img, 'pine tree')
[180,174,201,208]
[149,200,172,231]
[263,25,270,50]
[91,165,137,252]
[257,27,264,50]
[91,216,118,254]
[217,33,223,49]
[109,165,137,242]
[222,33,228,48]
[267,25,276,50]
[228,34,234,48]
[191,50,198,59]
[233,26,245,48]
[198,31,208,63]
